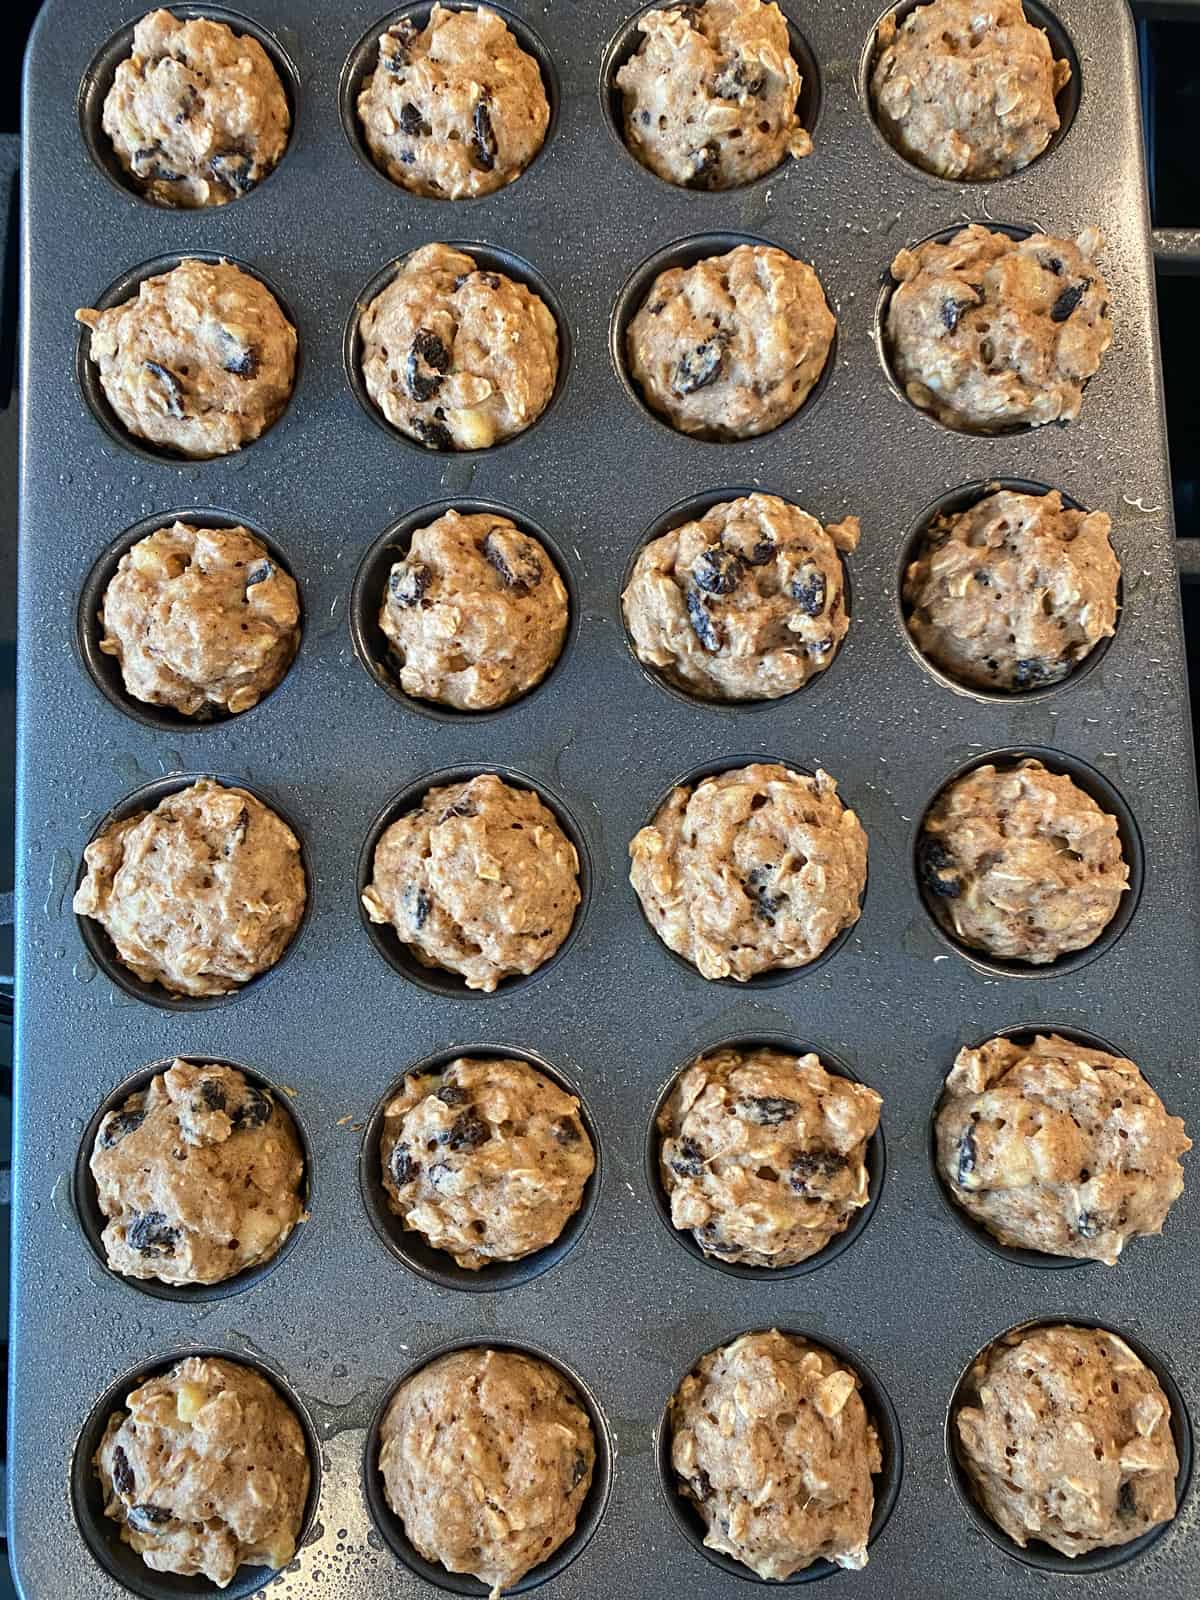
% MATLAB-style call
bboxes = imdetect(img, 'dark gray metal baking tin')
[12,1,1200,1596]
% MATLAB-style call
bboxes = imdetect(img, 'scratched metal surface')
[11,0,1200,1596]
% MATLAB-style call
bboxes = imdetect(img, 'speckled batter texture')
[359,243,558,450]
[380,1055,594,1268]
[91,1060,304,1286]
[622,493,857,700]
[670,1330,881,1578]
[95,1355,310,1587]
[76,258,296,458]
[955,1325,1179,1556]
[378,1347,595,1595]
[936,1033,1189,1264]
[886,224,1112,432]
[73,777,306,997]
[362,772,580,992]
[903,488,1119,692]
[630,763,867,980]
[658,1046,881,1267]
[100,520,300,717]
[918,758,1128,964]
[627,244,834,439]
[616,0,811,189]
[357,5,549,198]
[380,509,568,710]
[871,0,1070,180]
[102,9,289,207]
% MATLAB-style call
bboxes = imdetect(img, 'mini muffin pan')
[12,1,1200,1597]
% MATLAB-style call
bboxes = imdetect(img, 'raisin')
[686,587,722,652]
[404,884,431,929]
[554,1116,582,1145]
[132,145,183,183]
[918,835,962,899]
[380,20,417,72]
[692,547,742,596]
[405,328,451,402]
[741,536,775,566]
[713,58,766,99]
[209,148,256,195]
[690,1468,713,1501]
[789,1149,847,1192]
[389,558,431,607]
[941,297,971,332]
[973,570,991,587]
[472,98,498,170]
[428,1159,451,1187]
[1118,1479,1137,1517]
[99,1107,145,1148]
[398,101,432,137]
[790,563,826,616]
[1075,1209,1103,1239]
[437,1083,468,1106]
[1050,282,1087,323]
[670,1137,705,1179]
[412,416,455,451]
[128,1504,173,1532]
[956,1129,977,1187]
[570,1452,589,1487]
[1041,253,1064,276]
[688,141,721,189]
[744,864,782,924]
[126,1212,179,1258]
[231,1087,272,1131]
[143,361,185,417]
[221,338,258,379]
[738,1095,798,1125]
[246,560,273,588]
[438,797,476,822]
[698,1223,735,1255]
[1012,658,1049,689]
[389,1143,418,1188]
[225,806,249,857]
[111,1446,135,1499]
[173,85,199,124]
[445,1108,490,1151]
[483,527,543,591]
[476,272,501,290]
[673,336,726,396]
[198,1080,227,1113]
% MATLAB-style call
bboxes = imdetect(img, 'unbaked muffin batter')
[955,1324,1179,1556]
[76,258,297,458]
[95,1354,310,1587]
[903,488,1119,691]
[871,0,1070,179]
[936,1033,1189,1263]
[627,244,834,439]
[359,243,558,450]
[378,1347,595,1594]
[357,5,549,198]
[886,224,1112,431]
[622,493,857,700]
[658,1045,881,1267]
[102,9,290,206]
[380,509,568,710]
[918,758,1128,963]
[616,0,811,189]
[91,1059,305,1286]
[100,520,300,717]
[362,772,580,991]
[74,777,307,997]
[380,1055,594,1267]
[630,763,867,980]
[670,1330,881,1577]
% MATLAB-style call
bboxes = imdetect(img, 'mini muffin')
[871,0,1070,180]
[670,1330,881,1577]
[616,0,811,189]
[935,1032,1189,1263]
[623,493,857,700]
[95,1354,310,1587]
[903,488,1119,692]
[658,1045,881,1267]
[91,1060,305,1286]
[626,244,834,439]
[955,1324,1179,1556]
[358,243,558,450]
[380,509,568,710]
[918,758,1128,964]
[362,772,580,991]
[99,520,300,717]
[629,763,866,980]
[378,1347,595,1593]
[74,778,307,997]
[886,224,1112,432]
[102,9,290,206]
[357,4,549,198]
[380,1055,595,1268]
[76,258,297,458]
